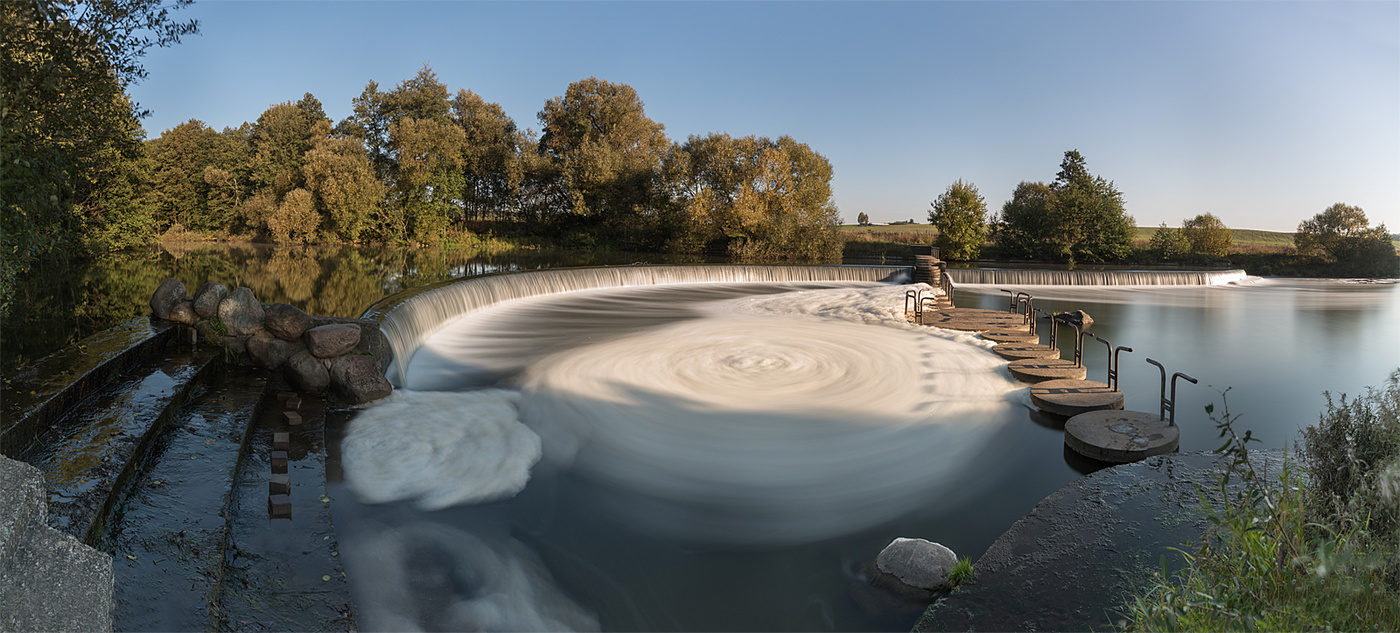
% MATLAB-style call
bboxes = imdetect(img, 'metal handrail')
[1146,358,1198,426]
[1088,333,1132,389]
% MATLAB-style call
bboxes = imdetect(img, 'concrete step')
[14,346,217,544]
[0,456,113,632]
[100,366,268,632]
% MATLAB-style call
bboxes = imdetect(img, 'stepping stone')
[1064,410,1179,463]
[1007,358,1088,383]
[980,329,1039,344]
[992,343,1060,361]
[1030,379,1124,417]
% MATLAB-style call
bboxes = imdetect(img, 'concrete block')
[271,450,288,474]
[272,432,290,450]
[283,411,302,426]
[269,474,291,495]
[268,494,291,518]
[285,396,302,411]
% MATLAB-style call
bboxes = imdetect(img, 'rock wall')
[149,279,393,404]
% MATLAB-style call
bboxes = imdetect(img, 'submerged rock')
[150,278,186,320]
[191,282,228,318]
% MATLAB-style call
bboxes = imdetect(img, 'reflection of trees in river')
[1,244,715,372]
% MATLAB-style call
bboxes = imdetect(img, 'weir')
[945,268,1248,286]
[364,264,910,386]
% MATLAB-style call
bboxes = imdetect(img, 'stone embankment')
[149,278,393,404]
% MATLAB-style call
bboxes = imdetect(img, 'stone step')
[0,455,113,632]
[2,317,174,456]
[14,346,217,544]
[100,366,268,632]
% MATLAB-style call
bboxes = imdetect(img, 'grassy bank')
[1123,372,1400,631]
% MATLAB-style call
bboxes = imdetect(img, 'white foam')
[342,389,540,510]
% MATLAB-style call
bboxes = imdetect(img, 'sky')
[125,1,1400,233]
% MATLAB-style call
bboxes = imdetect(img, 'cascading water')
[944,268,1249,286]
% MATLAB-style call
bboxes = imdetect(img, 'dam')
[3,256,1397,631]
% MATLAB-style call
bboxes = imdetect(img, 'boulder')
[168,300,198,325]
[329,354,393,404]
[217,287,265,337]
[1053,310,1094,329]
[285,349,330,392]
[191,282,228,318]
[264,303,311,341]
[223,336,248,355]
[305,323,360,358]
[149,278,186,320]
[306,316,394,372]
[247,336,299,370]
[873,538,958,594]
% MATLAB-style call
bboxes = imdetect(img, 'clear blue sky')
[127,1,1399,233]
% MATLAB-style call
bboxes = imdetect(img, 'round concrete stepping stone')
[1007,358,1087,383]
[992,343,1060,361]
[1030,378,1124,416]
[921,308,1029,332]
[979,329,1039,344]
[1064,410,1179,463]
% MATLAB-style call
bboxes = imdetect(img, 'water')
[334,270,1399,632]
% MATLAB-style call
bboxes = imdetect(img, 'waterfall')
[364,265,911,386]
[945,268,1249,286]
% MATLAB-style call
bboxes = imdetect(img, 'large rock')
[307,316,393,372]
[1054,310,1094,329]
[191,282,228,318]
[149,278,186,320]
[217,287,265,337]
[285,350,330,392]
[247,336,299,370]
[874,538,957,593]
[329,354,393,404]
[168,300,198,325]
[305,323,360,358]
[263,303,311,342]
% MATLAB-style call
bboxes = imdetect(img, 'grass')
[1121,372,1400,631]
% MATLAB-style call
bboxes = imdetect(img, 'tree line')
[926,151,1395,276]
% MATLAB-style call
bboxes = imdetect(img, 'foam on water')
[342,389,540,510]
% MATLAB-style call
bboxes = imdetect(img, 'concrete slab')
[1030,379,1124,417]
[1065,411,1180,464]
[1008,358,1088,383]
[919,308,1030,332]
[979,329,1039,344]
[992,343,1060,361]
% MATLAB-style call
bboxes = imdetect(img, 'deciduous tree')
[1295,204,1396,276]
[1181,213,1232,257]
[928,179,987,260]
[1149,223,1189,261]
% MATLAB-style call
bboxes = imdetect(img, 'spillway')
[364,265,909,386]
[944,268,1248,286]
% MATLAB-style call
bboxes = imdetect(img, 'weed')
[947,557,974,588]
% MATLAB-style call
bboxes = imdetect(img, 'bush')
[1181,213,1232,258]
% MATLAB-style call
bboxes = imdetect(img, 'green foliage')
[948,557,974,588]
[994,151,1134,263]
[1124,376,1400,632]
[856,211,869,225]
[1148,223,1190,261]
[1295,203,1397,276]
[1181,213,1232,258]
[928,179,987,260]
[266,188,319,244]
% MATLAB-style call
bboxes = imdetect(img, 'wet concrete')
[215,378,354,632]
[16,345,217,543]
[2,317,174,455]
[100,365,267,632]
[915,449,1285,632]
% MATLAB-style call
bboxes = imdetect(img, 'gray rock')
[217,287,265,337]
[263,303,311,341]
[354,325,394,373]
[191,282,228,318]
[305,323,360,358]
[223,336,248,355]
[149,278,186,320]
[247,336,299,370]
[1054,310,1094,329]
[285,349,330,392]
[329,354,393,404]
[168,300,198,325]
[875,537,957,592]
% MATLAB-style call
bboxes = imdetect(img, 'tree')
[928,179,987,260]
[994,151,1133,263]
[538,77,671,245]
[303,121,382,242]
[1149,223,1189,261]
[857,211,869,225]
[1181,213,1231,257]
[389,116,465,243]
[1295,204,1396,276]
[2,0,196,312]
[450,89,524,222]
